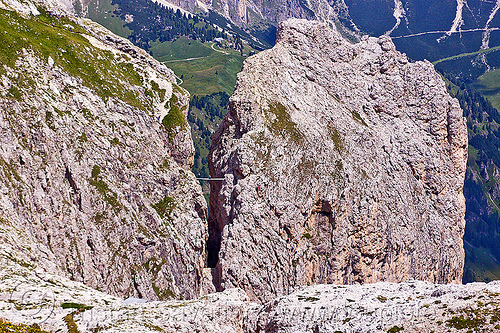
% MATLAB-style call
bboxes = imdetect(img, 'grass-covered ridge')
[166,51,245,96]
[162,90,188,142]
[0,8,153,110]
[151,37,214,62]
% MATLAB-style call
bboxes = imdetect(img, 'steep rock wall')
[209,19,468,302]
[0,0,211,300]
[211,0,316,27]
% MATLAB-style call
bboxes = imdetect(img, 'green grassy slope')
[150,37,214,61]
[464,243,500,283]
[472,69,500,111]
[433,47,500,66]
[87,0,132,38]
[0,8,148,110]
[166,51,245,96]
[151,37,246,98]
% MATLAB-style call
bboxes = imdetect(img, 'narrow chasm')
[206,218,221,268]
[206,177,224,291]
[207,184,223,269]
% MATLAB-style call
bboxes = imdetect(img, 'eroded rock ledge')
[2,251,499,333]
[209,19,468,302]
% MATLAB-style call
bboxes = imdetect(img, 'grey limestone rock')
[209,19,468,302]
[2,245,500,333]
[246,280,500,333]
[0,0,208,301]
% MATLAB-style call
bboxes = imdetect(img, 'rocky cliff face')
[0,0,68,15]
[209,19,468,302]
[211,0,316,27]
[0,0,212,300]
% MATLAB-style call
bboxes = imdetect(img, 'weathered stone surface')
[0,0,207,301]
[2,245,500,333]
[0,239,251,333]
[209,19,468,302]
[211,0,316,27]
[247,280,500,333]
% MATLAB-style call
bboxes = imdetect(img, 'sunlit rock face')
[0,0,210,301]
[209,18,468,302]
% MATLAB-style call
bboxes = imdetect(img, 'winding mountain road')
[211,43,229,54]
[392,27,500,39]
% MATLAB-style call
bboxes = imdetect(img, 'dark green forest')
[188,92,229,177]
[111,0,226,50]
[443,73,500,282]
